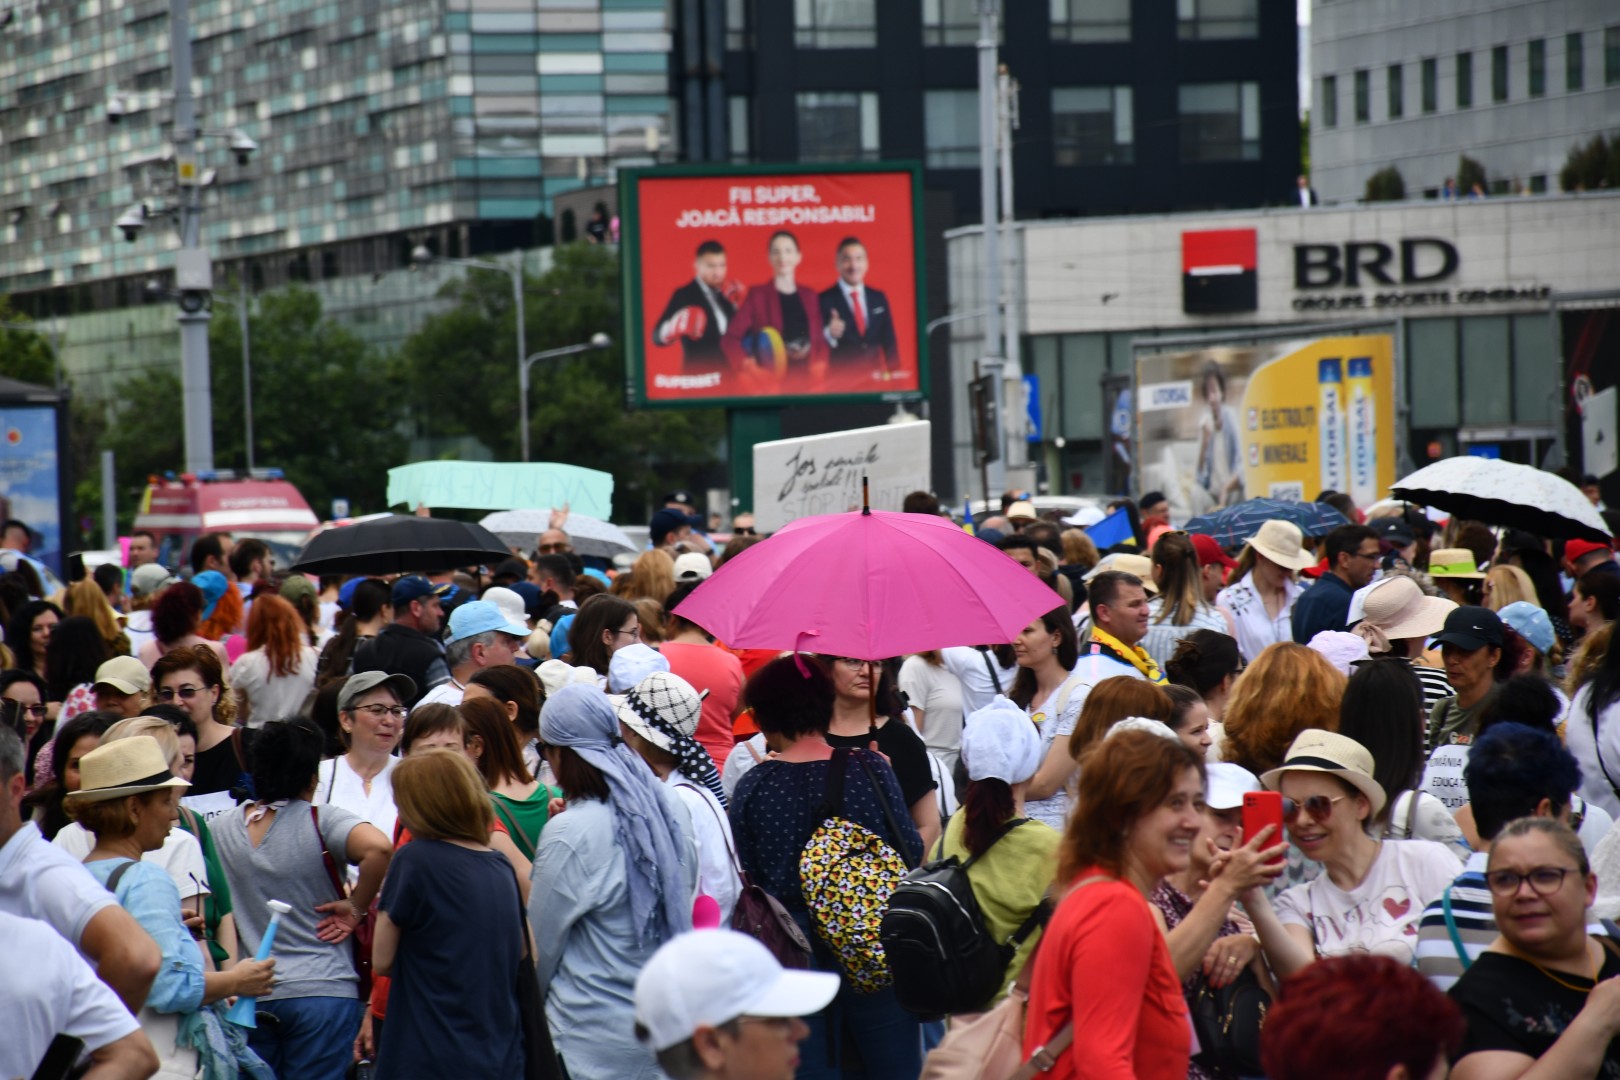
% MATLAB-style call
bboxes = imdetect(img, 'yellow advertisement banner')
[1135,334,1397,518]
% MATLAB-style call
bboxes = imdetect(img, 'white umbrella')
[1391,457,1610,542]
[479,509,637,559]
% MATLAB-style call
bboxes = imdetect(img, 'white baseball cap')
[634,930,839,1052]
[672,552,713,582]
[1205,762,1262,811]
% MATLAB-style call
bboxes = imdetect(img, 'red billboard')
[620,164,926,408]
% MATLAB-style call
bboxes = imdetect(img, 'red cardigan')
[1023,872,1191,1080]
[720,280,829,372]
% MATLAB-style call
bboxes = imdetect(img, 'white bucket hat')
[1244,520,1316,572]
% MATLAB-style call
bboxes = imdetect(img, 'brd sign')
[1293,238,1460,289]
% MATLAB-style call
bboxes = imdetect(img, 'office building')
[0,0,674,312]
[1310,0,1620,201]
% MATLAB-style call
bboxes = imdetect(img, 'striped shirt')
[1406,661,1454,713]
[1415,852,1607,992]
[1139,598,1232,669]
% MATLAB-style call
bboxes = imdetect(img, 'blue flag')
[1086,507,1135,550]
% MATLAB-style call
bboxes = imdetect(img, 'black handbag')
[513,878,562,1080]
[1188,966,1270,1076]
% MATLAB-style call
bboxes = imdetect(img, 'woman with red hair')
[1261,953,1463,1080]
[229,594,318,727]
[1023,727,1226,1079]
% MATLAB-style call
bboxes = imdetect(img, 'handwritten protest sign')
[387,461,614,520]
[752,421,930,534]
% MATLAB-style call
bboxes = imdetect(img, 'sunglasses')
[1281,794,1347,824]
[732,527,758,537]
[157,686,208,702]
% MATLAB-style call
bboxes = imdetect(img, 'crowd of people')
[4,478,1620,1080]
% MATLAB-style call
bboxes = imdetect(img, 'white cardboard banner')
[752,421,931,534]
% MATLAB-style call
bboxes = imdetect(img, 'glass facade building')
[0,0,672,304]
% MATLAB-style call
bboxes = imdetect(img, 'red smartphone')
[1242,791,1286,864]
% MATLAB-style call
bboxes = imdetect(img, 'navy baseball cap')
[649,508,691,545]
[392,575,450,605]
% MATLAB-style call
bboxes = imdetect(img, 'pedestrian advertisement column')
[1134,334,1396,518]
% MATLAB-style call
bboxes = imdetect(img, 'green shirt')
[491,784,553,861]
[937,811,1061,1004]
[1427,690,1495,752]
[176,805,234,966]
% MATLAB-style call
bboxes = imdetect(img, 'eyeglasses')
[1281,794,1347,824]
[1485,866,1582,897]
[611,625,642,640]
[832,657,875,670]
[157,686,207,702]
[351,704,409,719]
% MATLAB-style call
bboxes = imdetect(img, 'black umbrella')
[290,514,515,575]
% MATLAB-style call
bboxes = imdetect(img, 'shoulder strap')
[855,753,919,870]
[978,646,1003,694]
[817,748,851,824]
[311,806,349,901]
[493,797,537,857]
[1008,895,1054,948]
[1426,700,1452,751]
[231,726,248,772]
[683,779,745,878]
[956,818,1031,873]
[1441,882,1471,969]
[1601,919,1620,962]
[1590,705,1620,804]
[105,859,136,895]
[1403,788,1421,839]
[178,805,202,837]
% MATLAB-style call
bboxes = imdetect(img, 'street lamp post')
[410,245,527,453]
[520,335,613,461]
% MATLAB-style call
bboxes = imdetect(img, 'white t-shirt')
[1217,573,1303,663]
[229,645,319,728]
[667,772,741,926]
[939,646,1018,716]
[722,733,769,799]
[314,755,399,842]
[412,680,465,712]
[1274,838,1462,963]
[899,655,965,766]
[1567,685,1620,819]
[0,909,140,1080]
[0,822,118,949]
[52,822,211,901]
[1381,790,1469,859]
[124,609,156,658]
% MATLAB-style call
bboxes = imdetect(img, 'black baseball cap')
[1432,605,1504,651]
[1372,517,1415,548]
[663,490,695,506]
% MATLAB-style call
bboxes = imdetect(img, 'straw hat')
[1081,552,1160,594]
[1261,729,1386,819]
[1244,520,1316,572]
[1358,575,1456,641]
[1428,548,1485,579]
[64,735,190,805]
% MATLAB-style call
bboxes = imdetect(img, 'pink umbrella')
[672,507,1064,661]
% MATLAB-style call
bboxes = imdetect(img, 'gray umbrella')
[479,509,638,559]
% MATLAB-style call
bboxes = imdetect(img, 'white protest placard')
[752,421,931,534]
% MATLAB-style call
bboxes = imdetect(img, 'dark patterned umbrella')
[1183,498,1350,549]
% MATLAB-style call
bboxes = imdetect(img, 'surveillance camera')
[228,130,257,166]
[115,204,146,242]
[177,290,210,314]
[107,93,127,124]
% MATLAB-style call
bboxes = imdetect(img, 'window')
[1456,51,1473,108]
[795,92,879,161]
[728,96,750,162]
[1179,82,1260,162]
[1387,64,1404,118]
[923,0,985,46]
[1492,45,1509,101]
[924,90,980,168]
[794,0,876,48]
[725,0,752,51]
[1528,39,1545,96]
[1051,0,1129,43]
[1052,86,1134,166]
[1176,0,1258,40]
[1354,69,1370,122]
[1421,57,1438,112]
[1321,74,1338,127]
[1567,32,1584,91]
[1607,26,1620,85]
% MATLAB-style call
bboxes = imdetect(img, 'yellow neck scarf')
[1089,625,1167,684]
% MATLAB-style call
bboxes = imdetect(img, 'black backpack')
[880,818,1050,1017]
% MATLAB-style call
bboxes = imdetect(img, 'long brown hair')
[1150,532,1204,626]
[1059,730,1203,883]
[1221,642,1345,774]
[458,695,533,788]
[1009,607,1080,707]
[247,594,305,678]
